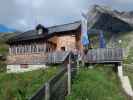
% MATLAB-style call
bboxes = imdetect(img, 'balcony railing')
[84,48,123,63]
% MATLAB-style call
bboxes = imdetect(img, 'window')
[46,48,48,53]
[25,45,29,53]
[16,47,19,54]
[20,46,23,54]
[38,44,44,52]
[13,47,16,54]
[31,45,34,53]
[33,45,37,52]
[38,29,43,35]
[46,43,49,53]
[31,45,37,53]
[23,46,26,53]
[61,47,65,51]
[11,47,14,54]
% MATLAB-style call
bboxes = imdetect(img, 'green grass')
[123,46,133,88]
[66,66,126,100]
[124,47,133,64]
[0,40,8,54]
[116,31,133,48]
[124,66,133,89]
[0,67,58,100]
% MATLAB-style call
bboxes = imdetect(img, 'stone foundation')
[7,53,48,65]
[7,64,47,73]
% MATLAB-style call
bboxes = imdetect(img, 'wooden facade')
[9,40,56,55]
[7,22,82,65]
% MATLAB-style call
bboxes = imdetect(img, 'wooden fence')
[29,52,77,100]
[84,48,123,63]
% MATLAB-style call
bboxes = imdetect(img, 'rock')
[87,5,133,33]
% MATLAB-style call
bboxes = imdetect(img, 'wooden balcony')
[7,48,123,65]
[84,48,123,64]
[47,48,123,64]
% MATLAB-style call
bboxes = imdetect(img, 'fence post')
[45,82,50,100]
[77,57,80,73]
[67,55,71,95]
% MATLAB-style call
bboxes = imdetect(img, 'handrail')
[47,51,71,64]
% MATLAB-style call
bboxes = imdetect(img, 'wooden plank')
[45,83,50,100]
[67,63,71,95]
[49,73,68,100]
[49,67,67,86]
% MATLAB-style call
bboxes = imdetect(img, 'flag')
[81,12,88,20]
[81,12,89,46]
[99,31,106,48]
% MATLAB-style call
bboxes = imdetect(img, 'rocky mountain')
[113,10,133,25]
[87,5,133,33]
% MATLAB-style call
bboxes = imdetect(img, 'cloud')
[0,0,131,31]
[113,0,133,4]
[111,0,133,11]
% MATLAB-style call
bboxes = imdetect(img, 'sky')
[0,0,133,31]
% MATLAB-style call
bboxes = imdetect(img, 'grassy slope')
[0,33,17,72]
[0,33,16,54]
[115,31,133,88]
[0,67,58,100]
[66,66,126,100]
[0,40,8,54]
[124,47,133,64]
[0,39,9,72]
[124,46,133,88]
[124,66,133,89]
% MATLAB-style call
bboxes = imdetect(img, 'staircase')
[47,51,71,64]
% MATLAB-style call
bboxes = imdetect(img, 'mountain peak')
[0,24,16,33]
[85,5,133,33]
[87,5,133,25]
[91,5,112,13]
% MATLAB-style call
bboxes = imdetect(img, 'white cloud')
[0,0,131,31]
[32,0,45,8]
[18,19,27,26]
[14,0,30,5]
